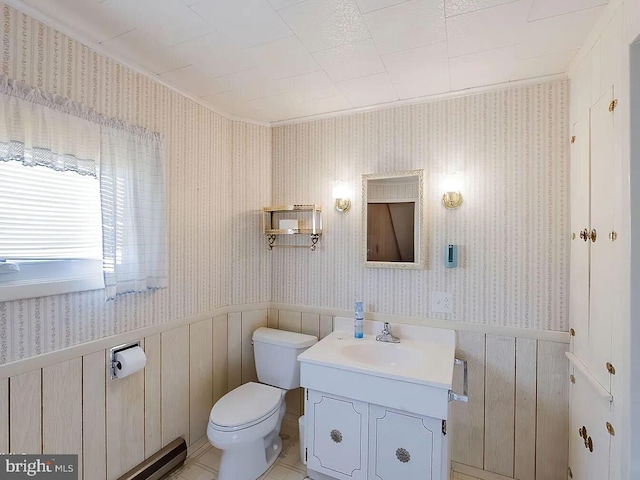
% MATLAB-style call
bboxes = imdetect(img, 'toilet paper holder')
[109,341,141,379]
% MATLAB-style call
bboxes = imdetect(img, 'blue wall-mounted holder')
[445,244,458,268]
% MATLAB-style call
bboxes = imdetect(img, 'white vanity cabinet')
[305,390,447,480]
[298,322,459,480]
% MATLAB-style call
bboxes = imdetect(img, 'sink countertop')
[297,329,456,391]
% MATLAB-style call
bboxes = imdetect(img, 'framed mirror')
[363,170,424,269]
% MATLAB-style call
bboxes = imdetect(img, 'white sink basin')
[340,342,422,368]
[298,323,457,419]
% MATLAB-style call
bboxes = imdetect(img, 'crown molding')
[270,73,568,126]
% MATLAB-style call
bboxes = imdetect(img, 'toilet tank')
[253,327,318,389]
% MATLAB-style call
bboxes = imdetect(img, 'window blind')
[0,160,103,260]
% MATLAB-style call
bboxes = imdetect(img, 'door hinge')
[442,420,447,436]
[570,374,575,384]
[305,447,308,463]
[571,135,576,144]
[306,390,308,401]
[609,99,618,112]
[606,422,615,436]
[606,362,616,375]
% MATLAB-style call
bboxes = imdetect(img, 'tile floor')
[165,432,307,480]
[165,430,482,480]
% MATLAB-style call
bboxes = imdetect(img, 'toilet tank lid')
[253,327,318,348]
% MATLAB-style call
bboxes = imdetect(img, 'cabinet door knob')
[395,447,410,463]
[589,229,597,242]
[579,229,589,242]
[330,429,342,443]
[579,426,587,439]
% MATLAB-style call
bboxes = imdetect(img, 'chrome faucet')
[376,322,400,343]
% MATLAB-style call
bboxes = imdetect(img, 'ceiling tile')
[103,0,213,47]
[23,0,135,43]
[169,32,258,78]
[215,68,289,100]
[382,42,450,98]
[278,0,371,52]
[444,0,520,17]
[201,91,264,119]
[313,39,386,82]
[100,29,190,74]
[516,6,605,59]
[446,0,530,57]
[250,91,353,121]
[355,0,408,14]
[244,36,322,79]
[190,0,293,49]
[159,65,229,97]
[363,0,446,55]
[274,71,342,101]
[449,45,516,90]
[528,0,607,21]
[511,49,578,80]
[266,0,308,9]
[337,73,398,107]
[269,93,354,121]
[248,92,304,114]
[294,94,353,117]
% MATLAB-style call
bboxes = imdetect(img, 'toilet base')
[217,431,282,480]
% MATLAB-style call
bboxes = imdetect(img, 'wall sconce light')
[441,172,463,209]
[332,182,351,212]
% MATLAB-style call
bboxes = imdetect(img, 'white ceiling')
[21,0,607,123]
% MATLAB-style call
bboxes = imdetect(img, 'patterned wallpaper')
[0,4,272,364]
[272,81,569,331]
[0,2,570,364]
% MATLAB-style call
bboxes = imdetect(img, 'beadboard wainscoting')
[266,307,569,480]
[0,308,261,480]
[0,304,568,480]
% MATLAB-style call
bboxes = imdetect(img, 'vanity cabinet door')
[306,390,368,480]
[369,405,442,480]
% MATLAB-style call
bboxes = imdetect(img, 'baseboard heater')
[117,437,187,480]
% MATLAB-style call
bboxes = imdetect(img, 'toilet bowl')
[206,327,317,480]
[208,382,286,480]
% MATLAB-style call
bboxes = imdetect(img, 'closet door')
[588,88,617,391]
[568,367,611,480]
[569,115,591,360]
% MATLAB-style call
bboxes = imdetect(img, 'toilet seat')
[209,382,283,431]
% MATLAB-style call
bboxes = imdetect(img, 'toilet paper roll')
[113,346,147,379]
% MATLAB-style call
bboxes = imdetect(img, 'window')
[0,81,167,302]
[0,159,104,302]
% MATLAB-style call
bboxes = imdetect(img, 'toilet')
[207,327,317,480]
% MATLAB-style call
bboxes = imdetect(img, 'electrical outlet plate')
[431,292,452,313]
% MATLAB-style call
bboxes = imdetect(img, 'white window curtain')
[100,125,167,300]
[0,76,167,301]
